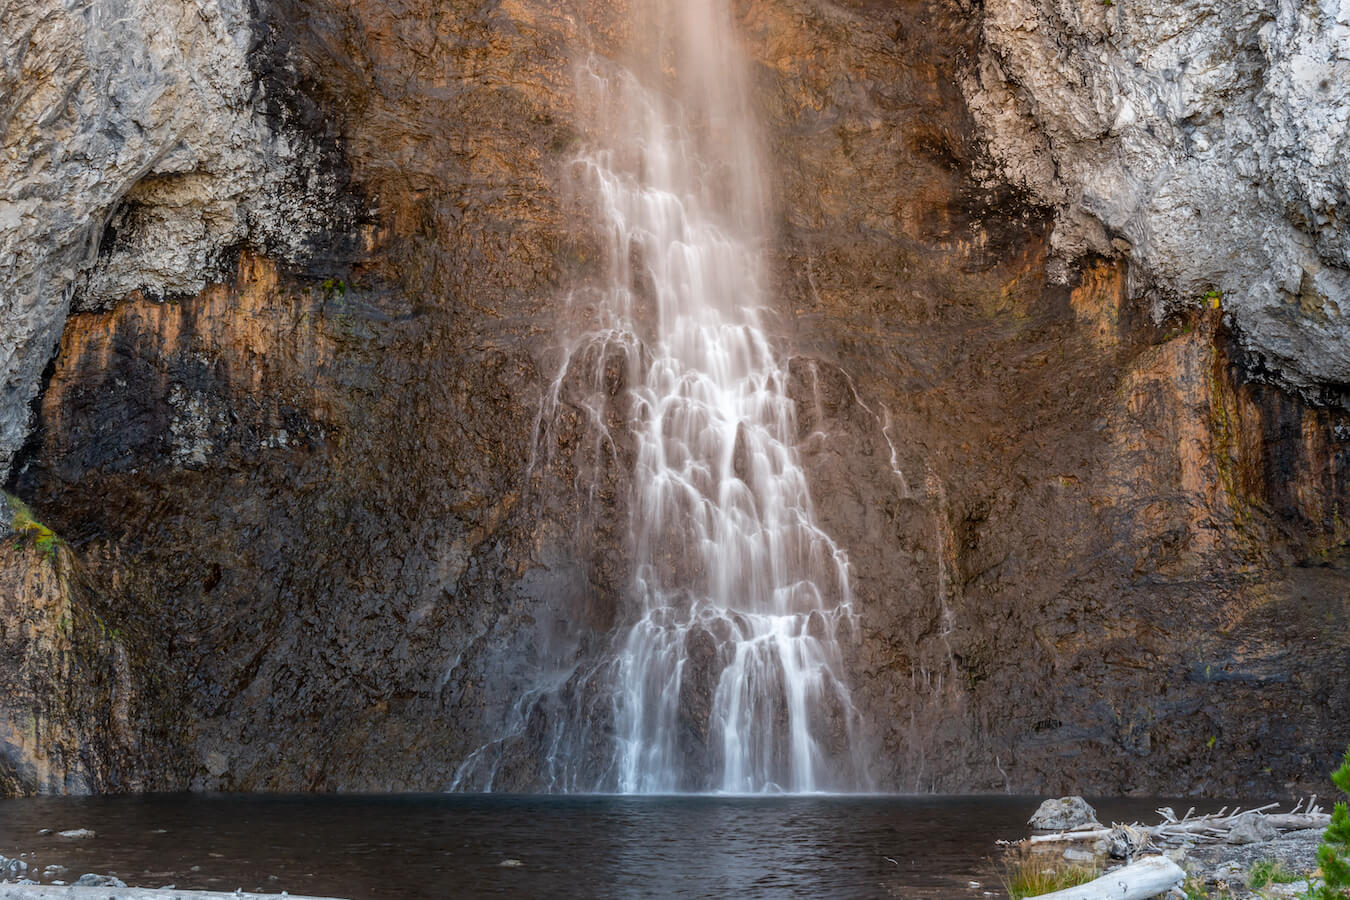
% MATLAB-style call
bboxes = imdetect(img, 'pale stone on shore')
[1227,813,1279,845]
[1030,796,1099,830]
[0,888,347,900]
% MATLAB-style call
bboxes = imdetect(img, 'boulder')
[1108,824,1151,860]
[1029,796,1099,830]
[1227,814,1279,845]
[74,875,127,888]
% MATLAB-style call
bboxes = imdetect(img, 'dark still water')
[0,794,1231,899]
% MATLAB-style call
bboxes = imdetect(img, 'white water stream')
[455,0,869,793]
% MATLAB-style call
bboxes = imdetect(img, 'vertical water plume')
[455,0,870,794]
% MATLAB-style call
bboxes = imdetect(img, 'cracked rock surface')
[0,0,347,478]
[964,0,1350,400]
[0,0,1347,798]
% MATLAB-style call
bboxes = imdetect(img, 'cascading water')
[454,0,870,794]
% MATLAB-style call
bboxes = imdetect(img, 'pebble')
[499,859,524,868]
[75,873,128,887]
[57,828,97,839]
[1210,860,1245,885]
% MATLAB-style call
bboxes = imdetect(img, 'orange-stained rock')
[3,0,1348,797]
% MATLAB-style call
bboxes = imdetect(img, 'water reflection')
[0,794,1237,898]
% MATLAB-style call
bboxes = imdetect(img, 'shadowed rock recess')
[1,0,1346,796]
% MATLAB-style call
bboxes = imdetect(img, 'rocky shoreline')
[0,846,342,900]
[1010,797,1333,899]
[0,890,344,900]
[1185,828,1325,898]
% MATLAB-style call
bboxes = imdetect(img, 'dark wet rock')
[1030,797,1099,830]
[0,0,1347,799]
[675,625,721,788]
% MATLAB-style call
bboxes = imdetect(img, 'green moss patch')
[4,492,62,560]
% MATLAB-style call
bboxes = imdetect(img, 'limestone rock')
[0,0,352,479]
[1227,813,1279,845]
[1030,796,1100,830]
[74,875,127,888]
[1109,825,1152,860]
[964,0,1350,400]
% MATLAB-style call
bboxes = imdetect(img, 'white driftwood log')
[1031,856,1185,900]
[1262,813,1332,830]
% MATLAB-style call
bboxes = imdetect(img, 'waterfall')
[454,0,869,794]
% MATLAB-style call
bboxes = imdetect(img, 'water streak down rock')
[1,0,1347,799]
[455,0,869,794]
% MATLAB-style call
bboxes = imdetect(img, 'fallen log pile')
[1000,798,1330,852]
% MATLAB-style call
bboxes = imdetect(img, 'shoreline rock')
[1030,797,1100,831]
[0,889,346,900]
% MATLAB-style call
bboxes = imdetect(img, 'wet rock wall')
[0,0,1347,796]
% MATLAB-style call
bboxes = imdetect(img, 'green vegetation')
[1203,288,1223,309]
[5,493,61,560]
[321,277,348,298]
[1002,850,1099,899]
[1180,877,1233,900]
[1317,744,1350,899]
[1160,313,1198,342]
[1249,858,1301,889]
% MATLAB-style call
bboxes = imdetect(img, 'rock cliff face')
[964,0,1350,400]
[0,0,354,479]
[1,0,1347,797]
[1,496,184,794]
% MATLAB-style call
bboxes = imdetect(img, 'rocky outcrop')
[0,495,184,795]
[963,0,1350,401]
[0,0,353,478]
[0,0,1347,797]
